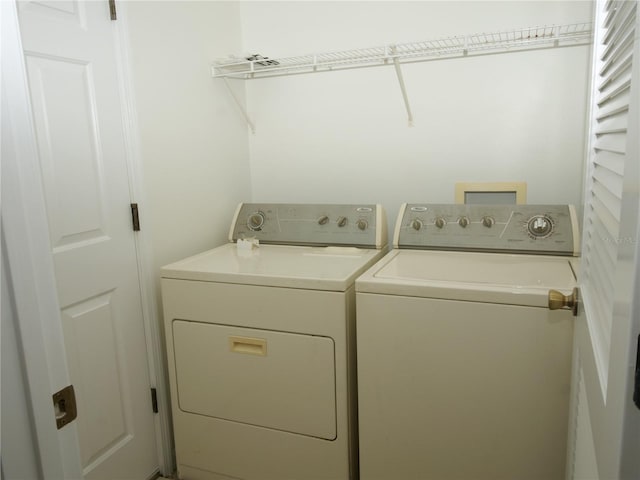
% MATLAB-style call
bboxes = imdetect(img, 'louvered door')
[569,1,640,478]
[582,0,636,378]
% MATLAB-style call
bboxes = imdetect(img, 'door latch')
[53,385,78,429]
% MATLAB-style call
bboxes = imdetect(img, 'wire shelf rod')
[212,22,592,80]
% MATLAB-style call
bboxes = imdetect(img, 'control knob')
[411,219,423,231]
[337,216,348,227]
[318,215,330,225]
[482,216,495,228]
[247,211,265,231]
[356,219,368,231]
[527,215,554,238]
[458,216,470,228]
[434,217,446,229]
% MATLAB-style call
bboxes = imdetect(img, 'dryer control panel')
[395,204,580,256]
[229,203,387,249]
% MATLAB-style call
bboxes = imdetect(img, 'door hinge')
[109,0,117,20]
[53,385,78,429]
[131,203,140,231]
[151,387,158,413]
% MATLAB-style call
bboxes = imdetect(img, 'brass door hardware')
[53,385,78,429]
[548,287,579,317]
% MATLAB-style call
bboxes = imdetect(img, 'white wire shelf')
[212,22,593,79]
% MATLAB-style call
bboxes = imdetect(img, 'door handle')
[229,336,267,356]
[548,287,579,316]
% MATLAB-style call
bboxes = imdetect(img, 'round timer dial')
[247,211,266,231]
[527,215,554,238]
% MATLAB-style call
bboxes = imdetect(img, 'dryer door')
[173,320,337,440]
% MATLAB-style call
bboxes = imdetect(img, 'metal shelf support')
[222,78,255,134]
[391,46,414,127]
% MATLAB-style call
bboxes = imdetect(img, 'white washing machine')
[356,203,580,480]
[161,203,387,480]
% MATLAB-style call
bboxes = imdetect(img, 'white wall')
[239,1,592,225]
[123,4,252,468]
[125,0,252,271]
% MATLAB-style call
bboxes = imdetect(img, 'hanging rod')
[211,22,593,80]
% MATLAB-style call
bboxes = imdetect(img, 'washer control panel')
[230,203,387,248]
[395,204,579,256]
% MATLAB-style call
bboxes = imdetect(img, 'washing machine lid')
[356,250,578,307]
[162,243,386,291]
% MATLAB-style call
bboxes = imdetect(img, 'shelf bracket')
[222,78,256,134]
[391,47,414,127]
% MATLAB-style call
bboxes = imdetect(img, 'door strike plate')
[53,385,78,429]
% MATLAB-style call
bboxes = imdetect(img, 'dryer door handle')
[229,336,267,356]
[548,288,579,316]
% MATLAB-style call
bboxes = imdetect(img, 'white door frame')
[620,206,640,476]
[110,3,174,474]
[1,1,173,477]
[618,18,640,471]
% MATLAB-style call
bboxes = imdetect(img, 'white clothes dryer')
[161,203,387,480]
[356,203,580,480]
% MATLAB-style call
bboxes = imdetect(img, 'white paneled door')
[17,1,159,478]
